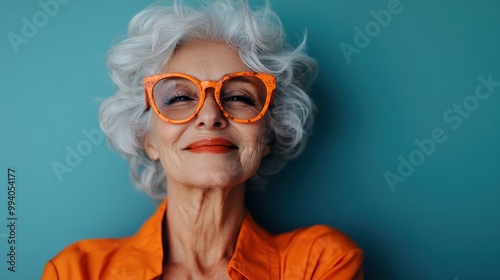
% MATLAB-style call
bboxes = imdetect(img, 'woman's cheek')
[241,144,265,174]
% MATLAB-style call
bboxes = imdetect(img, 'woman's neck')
[163,183,245,272]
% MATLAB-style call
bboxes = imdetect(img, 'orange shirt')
[42,198,363,279]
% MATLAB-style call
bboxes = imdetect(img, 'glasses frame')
[143,71,276,124]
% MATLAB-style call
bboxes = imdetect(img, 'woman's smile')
[184,138,238,154]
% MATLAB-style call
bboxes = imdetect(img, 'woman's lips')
[185,138,237,154]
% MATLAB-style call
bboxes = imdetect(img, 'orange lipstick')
[185,138,237,154]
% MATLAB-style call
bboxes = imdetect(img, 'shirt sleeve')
[41,260,60,280]
[280,225,364,280]
[317,247,363,280]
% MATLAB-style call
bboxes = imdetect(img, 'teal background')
[1,0,499,279]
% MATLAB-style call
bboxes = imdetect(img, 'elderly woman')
[42,0,363,279]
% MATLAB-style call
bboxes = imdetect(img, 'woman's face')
[144,40,270,189]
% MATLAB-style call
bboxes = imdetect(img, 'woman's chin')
[177,171,246,190]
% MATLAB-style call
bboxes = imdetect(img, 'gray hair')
[99,0,317,200]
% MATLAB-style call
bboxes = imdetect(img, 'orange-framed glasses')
[143,71,276,124]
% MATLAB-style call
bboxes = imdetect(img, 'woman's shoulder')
[273,225,364,279]
[42,235,162,280]
[42,236,162,280]
[51,237,125,260]
[41,237,125,280]
[274,224,360,250]
[45,237,129,273]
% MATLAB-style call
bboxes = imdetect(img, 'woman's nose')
[194,89,228,129]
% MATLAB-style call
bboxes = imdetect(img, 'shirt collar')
[124,197,280,280]
[228,211,280,279]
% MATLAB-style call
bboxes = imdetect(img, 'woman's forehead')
[162,40,251,80]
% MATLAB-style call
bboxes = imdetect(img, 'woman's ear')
[261,127,273,157]
[262,145,270,157]
[143,135,160,160]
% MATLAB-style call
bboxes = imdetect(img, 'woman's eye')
[222,92,256,106]
[159,85,198,105]
[164,94,192,105]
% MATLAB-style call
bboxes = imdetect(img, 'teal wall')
[1,0,499,279]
